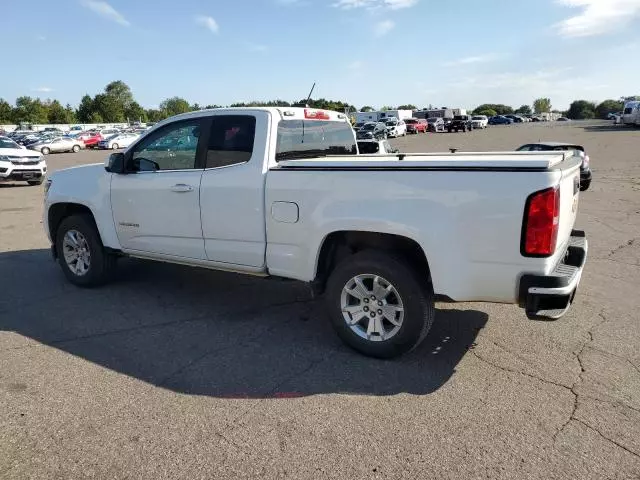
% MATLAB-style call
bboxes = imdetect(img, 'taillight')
[522,186,560,256]
[304,109,331,120]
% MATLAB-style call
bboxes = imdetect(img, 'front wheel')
[72,145,80,153]
[325,250,435,358]
[41,147,50,155]
[55,214,116,287]
[112,143,119,149]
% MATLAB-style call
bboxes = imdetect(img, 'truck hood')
[50,162,105,181]
[0,148,41,158]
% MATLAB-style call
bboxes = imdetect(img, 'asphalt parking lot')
[1,122,639,479]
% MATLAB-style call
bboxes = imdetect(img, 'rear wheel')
[112,143,119,150]
[325,250,435,358]
[41,147,50,155]
[55,214,116,287]
[72,145,80,153]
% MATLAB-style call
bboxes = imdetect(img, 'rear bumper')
[518,230,588,320]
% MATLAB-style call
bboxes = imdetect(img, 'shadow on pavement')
[0,249,488,398]
[582,125,634,133]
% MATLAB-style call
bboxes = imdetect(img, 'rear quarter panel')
[265,168,563,303]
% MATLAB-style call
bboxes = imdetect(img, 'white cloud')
[195,15,219,34]
[443,54,500,67]
[80,0,130,26]
[374,20,395,36]
[36,35,46,41]
[348,60,364,69]
[33,87,53,93]
[556,0,640,37]
[333,0,418,10]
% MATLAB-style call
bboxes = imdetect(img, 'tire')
[112,143,119,150]
[72,145,80,153]
[325,250,435,359]
[55,214,116,287]
[27,179,44,186]
[41,147,50,155]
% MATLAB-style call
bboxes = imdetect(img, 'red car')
[77,131,103,149]
[405,118,428,134]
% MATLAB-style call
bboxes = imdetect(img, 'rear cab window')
[276,118,357,161]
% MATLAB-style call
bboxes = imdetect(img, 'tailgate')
[555,155,582,256]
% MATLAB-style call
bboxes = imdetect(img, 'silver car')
[28,136,84,155]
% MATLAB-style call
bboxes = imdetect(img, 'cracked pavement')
[1,121,639,479]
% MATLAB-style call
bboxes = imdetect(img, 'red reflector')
[523,186,560,256]
[304,109,331,120]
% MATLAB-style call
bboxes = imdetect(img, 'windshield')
[0,138,20,149]
[427,118,439,123]
[362,123,376,130]
[385,121,397,126]
[405,119,417,124]
[472,116,484,120]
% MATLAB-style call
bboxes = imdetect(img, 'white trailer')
[622,101,640,126]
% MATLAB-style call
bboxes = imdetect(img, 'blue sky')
[2,0,639,110]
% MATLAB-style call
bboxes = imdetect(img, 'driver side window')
[130,119,202,172]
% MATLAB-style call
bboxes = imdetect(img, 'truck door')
[199,112,269,267]
[110,118,206,259]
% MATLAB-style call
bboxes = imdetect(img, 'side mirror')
[105,152,125,174]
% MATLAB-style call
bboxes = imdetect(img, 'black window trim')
[202,114,258,170]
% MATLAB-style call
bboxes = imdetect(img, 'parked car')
[353,122,366,132]
[405,118,428,134]
[471,115,488,129]
[489,115,513,125]
[357,139,399,154]
[28,136,84,155]
[448,115,473,133]
[356,122,387,140]
[78,131,103,149]
[516,142,591,191]
[0,136,47,185]
[44,106,588,358]
[427,117,445,132]
[97,132,140,150]
[99,128,121,138]
[385,118,407,138]
[557,117,571,122]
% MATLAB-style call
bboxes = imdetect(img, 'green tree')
[475,108,497,117]
[360,106,375,112]
[146,109,165,123]
[93,93,125,122]
[566,100,596,120]
[595,99,624,118]
[473,104,513,115]
[204,104,223,109]
[89,112,104,123]
[621,95,640,101]
[191,103,201,111]
[12,96,48,124]
[125,101,147,123]
[533,98,552,114]
[104,80,134,111]
[380,105,394,111]
[397,104,417,110]
[46,100,70,124]
[515,105,532,115]
[76,94,94,123]
[64,104,77,124]
[159,97,191,117]
[0,98,12,124]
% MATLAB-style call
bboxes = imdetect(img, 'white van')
[622,101,640,126]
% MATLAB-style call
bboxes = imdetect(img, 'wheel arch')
[48,203,105,257]
[312,230,431,294]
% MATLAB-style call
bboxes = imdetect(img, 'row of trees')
[2,82,638,125]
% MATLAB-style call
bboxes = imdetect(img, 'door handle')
[170,184,194,193]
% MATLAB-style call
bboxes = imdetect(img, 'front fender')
[45,164,120,249]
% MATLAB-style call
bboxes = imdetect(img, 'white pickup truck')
[43,107,588,358]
